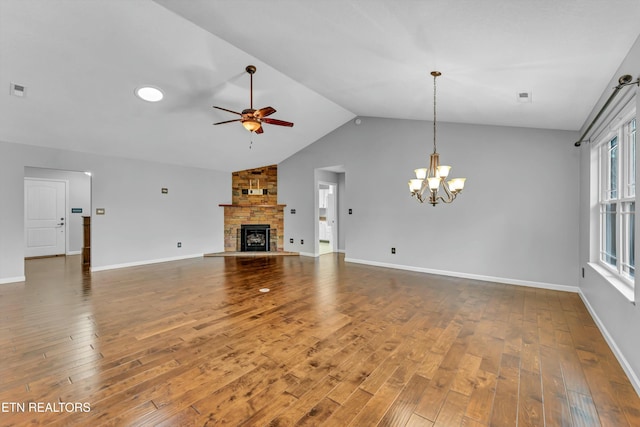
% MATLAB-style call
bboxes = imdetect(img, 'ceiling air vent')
[517,91,532,103]
[10,83,26,98]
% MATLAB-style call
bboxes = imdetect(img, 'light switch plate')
[96,208,105,215]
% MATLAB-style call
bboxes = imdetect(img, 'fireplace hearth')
[241,224,271,252]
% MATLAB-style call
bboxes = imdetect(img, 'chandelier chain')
[433,73,437,154]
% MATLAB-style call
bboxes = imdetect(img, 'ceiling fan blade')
[213,106,242,116]
[255,126,264,134]
[262,118,294,127]
[213,119,242,125]
[255,106,276,118]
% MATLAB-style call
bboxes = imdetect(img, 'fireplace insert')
[240,224,270,252]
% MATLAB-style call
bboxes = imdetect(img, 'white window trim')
[588,262,635,303]
[592,98,636,301]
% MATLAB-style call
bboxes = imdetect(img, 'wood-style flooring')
[1,254,639,426]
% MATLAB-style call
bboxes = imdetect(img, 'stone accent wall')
[221,165,285,252]
[232,164,278,205]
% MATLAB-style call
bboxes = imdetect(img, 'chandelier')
[408,71,466,206]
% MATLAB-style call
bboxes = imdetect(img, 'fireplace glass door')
[241,224,270,252]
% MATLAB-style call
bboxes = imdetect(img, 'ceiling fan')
[213,65,294,134]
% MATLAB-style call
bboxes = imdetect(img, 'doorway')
[318,182,337,255]
[24,167,92,264]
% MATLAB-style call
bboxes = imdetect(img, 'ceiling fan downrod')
[246,65,256,110]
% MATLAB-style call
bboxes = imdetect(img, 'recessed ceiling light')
[135,86,164,102]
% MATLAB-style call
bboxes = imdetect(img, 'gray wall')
[24,167,91,254]
[280,117,580,288]
[0,140,229,282]
[577,34,640,391]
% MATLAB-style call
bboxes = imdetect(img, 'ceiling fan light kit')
[409,71,466,206]
[242,118,261,132]
[213,65,294,134]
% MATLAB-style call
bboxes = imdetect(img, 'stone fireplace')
[219,165,285,252]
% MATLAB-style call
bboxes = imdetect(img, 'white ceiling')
[1,1,639,172]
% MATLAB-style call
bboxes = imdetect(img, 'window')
[598,111,636,288]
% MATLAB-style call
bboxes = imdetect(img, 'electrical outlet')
[348,208,353,214]
[300,239,304,245]
[391,247,396,254]
[177,242,182,248]
[289,238,294,243]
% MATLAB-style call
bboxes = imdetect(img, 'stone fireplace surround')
[219,165,285,252]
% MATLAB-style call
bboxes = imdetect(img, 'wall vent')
[517,91,532,103]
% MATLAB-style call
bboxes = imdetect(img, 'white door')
[24,179,66,257]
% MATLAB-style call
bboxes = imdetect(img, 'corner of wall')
[579,290,640,396]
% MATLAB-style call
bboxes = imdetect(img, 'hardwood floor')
[1,254,639,426]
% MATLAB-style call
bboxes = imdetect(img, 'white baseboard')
[91,254,203,272]
[579,290,640,396]
[0,276,26,285]
[66,251,82,256]
[302,249,345,258]
[344,257,579,293]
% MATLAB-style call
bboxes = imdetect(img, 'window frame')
[596,105,636,291]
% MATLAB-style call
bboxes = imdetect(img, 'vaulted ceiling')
[1,0,639,172]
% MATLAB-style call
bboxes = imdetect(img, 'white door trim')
[318,180,338,255]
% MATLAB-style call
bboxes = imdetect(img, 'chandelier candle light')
[409,71,466,206]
